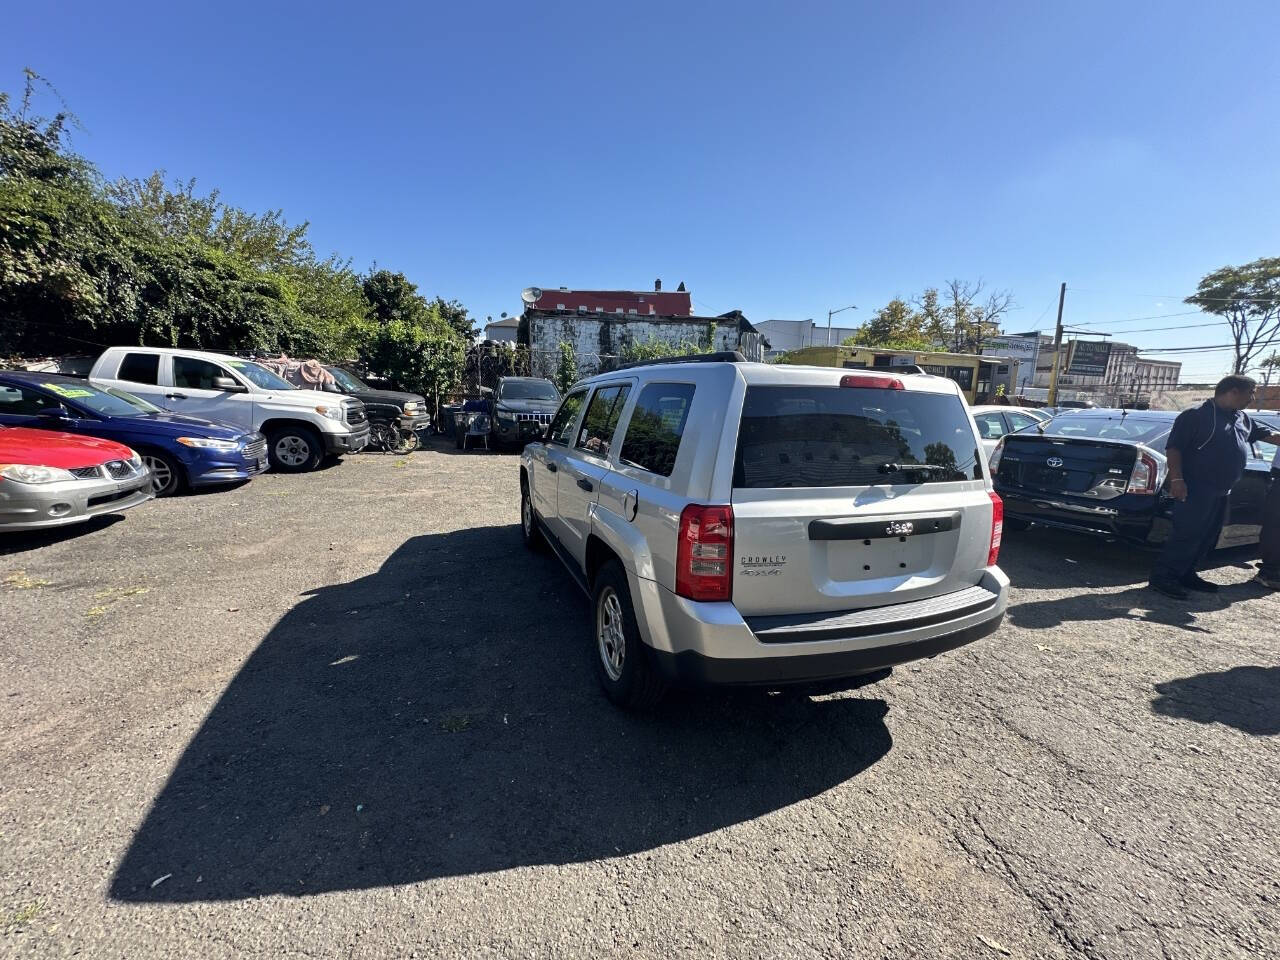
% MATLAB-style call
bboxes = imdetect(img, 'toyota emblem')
[1046,456,1065,468]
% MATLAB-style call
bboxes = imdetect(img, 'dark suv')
[322,366,431,436]
[490,377,561,447]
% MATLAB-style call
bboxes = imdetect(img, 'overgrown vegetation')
[0,71,472,408]
[843,284,1013,353]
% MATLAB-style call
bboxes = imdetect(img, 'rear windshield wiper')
[878,462,948,476]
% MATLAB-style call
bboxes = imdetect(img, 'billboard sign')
[1067,339,1112,377]
[981,335,1039,362]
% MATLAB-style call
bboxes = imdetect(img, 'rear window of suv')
[733,385,983,488]
[619,382,695,477]
[117,352,160,384]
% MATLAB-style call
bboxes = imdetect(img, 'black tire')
[266,425,323,473]
[520,479,545,551]
[591,561,669,710]
[1005,517,1031,532]
[140,450,185,497]
[454,422,463,449]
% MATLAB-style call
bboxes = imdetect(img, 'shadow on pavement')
[1151,666,1280,736]
[0,513,125,556]
[1006,584,1227,633]
[110,524,892,902]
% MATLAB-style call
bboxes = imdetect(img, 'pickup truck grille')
[345,403,367,426]
[517,413,552,425]
[243,436,267,460]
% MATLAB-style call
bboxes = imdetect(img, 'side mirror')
[212,377,247,393]
[37,406,70,420]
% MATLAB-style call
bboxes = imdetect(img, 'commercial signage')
[981,336,1039,362]
[1067,339,1112,377]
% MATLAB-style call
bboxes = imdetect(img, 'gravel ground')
[1,440,1277,959]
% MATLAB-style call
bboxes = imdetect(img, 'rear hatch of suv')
[728,374,997,617]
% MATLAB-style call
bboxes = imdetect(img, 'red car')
[0,426,154,530]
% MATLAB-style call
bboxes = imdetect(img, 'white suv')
[90,347,370,472]
[520,353,1009,709]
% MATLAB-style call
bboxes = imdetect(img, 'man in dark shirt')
[1150,375,1280,599]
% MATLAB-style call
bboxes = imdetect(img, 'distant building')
[483,316,519,343]
[519,281,767,378]
[526,281,692,318]
[755,318,860,355]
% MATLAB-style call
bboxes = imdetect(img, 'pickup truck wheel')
[521,482,545,550]
[141,451,184,497]
[266,426,323,473]
[592,561,668,710]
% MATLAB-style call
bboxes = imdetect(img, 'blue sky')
[6,1,1278,380]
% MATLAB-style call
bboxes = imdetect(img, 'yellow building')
[777,345,1016,404]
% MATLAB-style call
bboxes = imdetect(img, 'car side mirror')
[37,406,70,420]
[212,377,247,393]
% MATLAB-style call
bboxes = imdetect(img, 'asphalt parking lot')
[2,441,1277,960]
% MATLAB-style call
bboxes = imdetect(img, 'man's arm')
[1165,446,1188,501]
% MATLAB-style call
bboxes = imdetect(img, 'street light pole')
[827,304,857,347]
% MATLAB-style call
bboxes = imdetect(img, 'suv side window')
[546,389,588,446]
[117,352,160,385]
[575,385,631,458]
[619,382,696,477]
[173,356,231,390]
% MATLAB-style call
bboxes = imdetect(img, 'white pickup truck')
[90,347,370,472]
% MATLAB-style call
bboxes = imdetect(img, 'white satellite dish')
[521,286,542,305]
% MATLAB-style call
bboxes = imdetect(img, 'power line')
[1074,310,1204,327]
[1070,320,1222,336]
[1070,288,1280,304]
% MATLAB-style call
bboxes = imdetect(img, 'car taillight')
[987,491,1003,567]
[987,439,1004,473]
[1127,451,1159,494]
[840,374,904,390]
[676,504,734,602]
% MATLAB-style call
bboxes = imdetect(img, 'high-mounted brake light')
[987,491,1004,567]
[840,374,904,390]
[676,504,734,602]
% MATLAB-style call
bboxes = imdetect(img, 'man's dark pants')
[1152,491,1228,585]
[1259,471,1280,579]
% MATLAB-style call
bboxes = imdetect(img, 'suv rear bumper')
[631,568,1009,686]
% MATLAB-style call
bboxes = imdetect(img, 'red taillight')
[676,504,734,602]
[840,374,904,390]
[1127,451,1158,494]
[987,491,1003,567]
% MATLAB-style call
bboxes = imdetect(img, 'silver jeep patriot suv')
[520,353,1009,709]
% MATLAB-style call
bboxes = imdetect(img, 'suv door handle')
[546,461,558,473]
[576,476,594,492]
[164,392,187,400]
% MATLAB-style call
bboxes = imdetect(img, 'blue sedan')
[0,372,267,496]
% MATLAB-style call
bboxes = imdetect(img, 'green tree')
[555,340,578,393]
[1186,257,1280,375]
[433,297,476,341]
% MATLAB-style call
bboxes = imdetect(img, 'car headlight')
[314,405,345,422]
[0,463,76,484]
[127,451,143,467]
[176,437,240,451]
[402,401,419,414]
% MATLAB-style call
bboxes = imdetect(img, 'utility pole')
[827,304,858,347]
[1047,282,1067,406]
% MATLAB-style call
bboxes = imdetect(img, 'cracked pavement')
[2,441,1277,959]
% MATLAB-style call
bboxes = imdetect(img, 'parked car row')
[1,345,378,532]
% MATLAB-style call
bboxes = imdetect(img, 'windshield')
[224,359,295,390]
[1041,415,1172,447]
[37,380,150,418]
[104,386,163,413]
[733,385,983,488]
[327,367,369,392]
[499,380,560,402]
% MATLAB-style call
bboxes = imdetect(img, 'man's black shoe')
[1180,573,1219,593]
[1149,580,1188,600]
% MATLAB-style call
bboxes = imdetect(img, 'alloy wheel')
[142,455,172,494]
[596,587,626,681]
[275,435,310,467]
